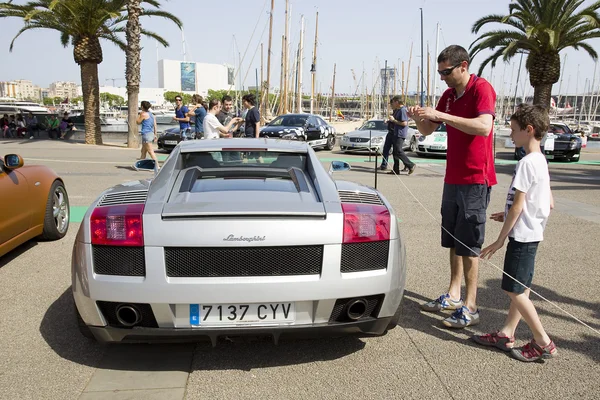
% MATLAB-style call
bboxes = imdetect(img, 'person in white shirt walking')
[474,104,557,363]
[203,99,243,140]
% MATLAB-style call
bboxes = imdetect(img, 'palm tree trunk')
[126,0,142,149]
[533,84,553,109]
[80,62,102,145]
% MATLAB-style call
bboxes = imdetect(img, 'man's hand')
[407,106,421,119]
[389,115,395,121]
[480,239,505,260]
[490,212,505,222]
[414,107,439,121]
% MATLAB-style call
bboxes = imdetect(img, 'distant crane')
[105,78,126,86]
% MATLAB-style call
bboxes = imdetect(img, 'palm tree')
[124,0,181,148]
[469,0,600,108]
[0,0,180,145]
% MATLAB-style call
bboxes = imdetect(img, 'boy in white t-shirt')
[473,104,557,362]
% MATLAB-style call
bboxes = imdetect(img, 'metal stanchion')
[374,151,378,189]
[368,130,372,162]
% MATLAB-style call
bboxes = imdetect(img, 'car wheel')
[39,180,70,241]
[410,138,417,152]
[75,306,96,340]
[325,135,335,150]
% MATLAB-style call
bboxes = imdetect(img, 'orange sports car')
[0,154,70,258]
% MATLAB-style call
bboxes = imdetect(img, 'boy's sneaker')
[420,293,463,312]
[472,331,514,351]
[510,340,557,362]
[442,306,480,328]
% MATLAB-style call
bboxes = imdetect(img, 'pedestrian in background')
[26,112,39,139]
[474,104,557,362]
[408,44,497,328]
[387,97,416,175]
[136,100,158,166]
[188,94,207,139]
[173,95,191,140]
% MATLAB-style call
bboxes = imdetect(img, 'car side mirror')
[329,160,351,175]
[133,159,158,173]
[4,154,24,170]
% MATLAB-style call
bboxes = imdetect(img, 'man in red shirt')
[408,45,497,328]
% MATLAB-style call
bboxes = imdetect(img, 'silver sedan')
[340,119,416,154]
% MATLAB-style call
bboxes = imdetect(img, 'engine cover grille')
[92,245,146,276]
[165,246,323,277]
[340,240,389,272]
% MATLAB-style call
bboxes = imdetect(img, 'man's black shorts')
[502,238,539,294]
[441,183,491,256]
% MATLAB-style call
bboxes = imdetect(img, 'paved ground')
[1,138,599,400]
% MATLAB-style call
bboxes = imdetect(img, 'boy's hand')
[480,239,505,260]
[490,212,504,222]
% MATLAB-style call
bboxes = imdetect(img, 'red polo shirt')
[435,74,497,186]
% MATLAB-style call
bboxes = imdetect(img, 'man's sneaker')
[510,340,557,362]
[420,293,463,312]
[379,165,388,171]
[401,167,409,173]
[442,306,480,328]
[472,331,514,351]
[408,164,417,175]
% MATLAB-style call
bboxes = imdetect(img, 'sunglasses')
[437,63,462,76]
[175,98,182,101]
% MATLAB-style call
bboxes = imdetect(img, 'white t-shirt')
[203,113,223,139]
[505,152,551,242]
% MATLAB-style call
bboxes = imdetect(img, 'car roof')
[178,138,310,153]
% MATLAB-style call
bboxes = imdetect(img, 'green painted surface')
[70,206,88,223]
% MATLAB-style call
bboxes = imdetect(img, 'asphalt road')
[1,138,599,400]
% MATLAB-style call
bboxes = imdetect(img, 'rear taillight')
[342,203,390,244]
[90,204,144,246]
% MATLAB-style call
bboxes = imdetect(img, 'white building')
[158,59,235,95]
[49,81,82,100]
[99,86,170,107]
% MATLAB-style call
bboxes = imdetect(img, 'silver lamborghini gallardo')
[72,139,406,344]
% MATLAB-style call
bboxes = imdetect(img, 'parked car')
[1,154,70,258]
[72,139,406,343]
[340,119,416,154]
[413,124,448,157]
[514,122,582,162]
[260,113,336,150]
[157,127,183,152]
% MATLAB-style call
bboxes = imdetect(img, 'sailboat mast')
[330,63,336,122]
[405,43,412,103]
[297,15,305,113]
[310,12,319,114]
[432,22,440,106]
[264,0,274,118]
[282,0,290,114]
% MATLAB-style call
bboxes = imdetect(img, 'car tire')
[410,138,417,152]
[39,180,70,241]
[325,135,335,150]
[75,306,96,340]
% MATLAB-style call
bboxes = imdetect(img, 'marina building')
[157,59,235,95]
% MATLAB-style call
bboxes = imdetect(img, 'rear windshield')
[181,151,307,170]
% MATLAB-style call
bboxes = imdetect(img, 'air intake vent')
[338,190,383,205]
[98,190,148,206]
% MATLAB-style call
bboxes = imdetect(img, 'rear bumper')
[88,317,394,344]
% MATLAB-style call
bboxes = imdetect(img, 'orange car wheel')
[39,180,70,240]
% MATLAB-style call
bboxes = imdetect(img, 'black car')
[157,127,184,152]
[260,113,336,150]
[514,122,582,162]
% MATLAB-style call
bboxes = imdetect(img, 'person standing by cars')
[172,95,191,140]
[217,95,241,136]
[136,101,158,166]
[387,96,416,175]
[242,93,260,138]
[408,45,497,328]
[187,94,207,139]
[474,104,557,362]
[379,114,395,171]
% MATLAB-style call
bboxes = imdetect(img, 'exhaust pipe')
[346,298,368,320]
[116,305,142,327]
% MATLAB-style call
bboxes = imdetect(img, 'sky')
[1,0,599,99]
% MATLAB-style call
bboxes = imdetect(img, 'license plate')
[434,137,446,142]
[164,140,178,145]
[546,154,555,159]
[430,145,445,150]
[189,303,295,326]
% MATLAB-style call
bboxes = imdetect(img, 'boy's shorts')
[502,238,539,294]
[441,183,491,256]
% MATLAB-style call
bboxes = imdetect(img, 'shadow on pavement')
[401,279,600,363]
[0,241,38,269]
[41,288,366,372]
